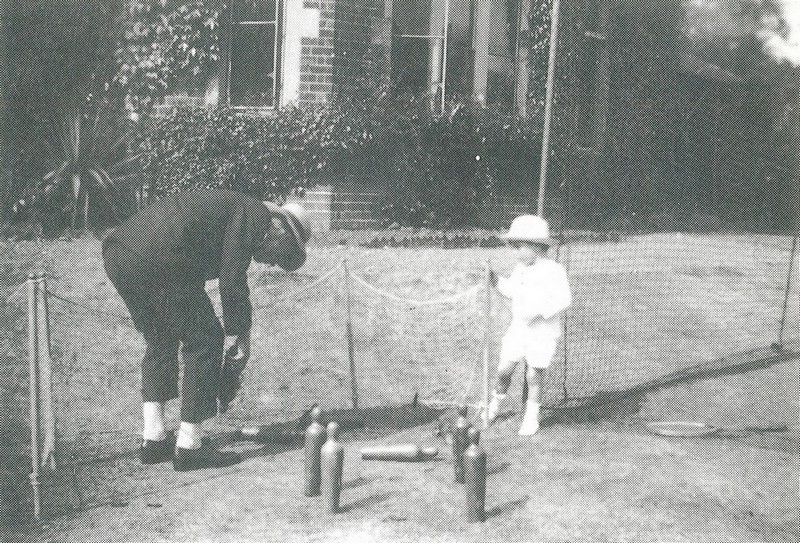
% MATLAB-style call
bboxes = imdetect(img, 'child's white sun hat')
[502,215,555,246]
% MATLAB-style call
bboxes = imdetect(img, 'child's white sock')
[486,391,507,423]
[176,421,203,450]
[518,401,540,436]
[142,402,166,441]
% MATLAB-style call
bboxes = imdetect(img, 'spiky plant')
[40,103,141,237]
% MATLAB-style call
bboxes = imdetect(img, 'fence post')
[343,260,358,410]
[37,273,56,470]
[27,273,42,520]
[778,235,798,348]
[483,261,492,429]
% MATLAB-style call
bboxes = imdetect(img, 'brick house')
[162,0,795,231]
[161,0,545,228]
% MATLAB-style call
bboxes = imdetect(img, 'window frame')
[225,0,284,111]
[388,0,525,113]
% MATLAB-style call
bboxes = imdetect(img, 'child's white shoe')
[518,402,540,436]
[484,391,506,424]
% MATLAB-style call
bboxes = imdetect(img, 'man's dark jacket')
[102,189,275,336]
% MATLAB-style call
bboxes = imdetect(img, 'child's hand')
[489,270,499,287]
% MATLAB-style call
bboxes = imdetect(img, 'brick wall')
[287,185,541,230]
[299,0,336,104]
[332,0,376,95]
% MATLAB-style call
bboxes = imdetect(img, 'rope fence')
[19,260,494,519]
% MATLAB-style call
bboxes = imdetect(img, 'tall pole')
[343,260,358,409]
[537,0,562,217]
[777,235,798,348]
[38,273,56,470]
[27,273,42,520]
[482,261,492,429]
[440,0,450,114]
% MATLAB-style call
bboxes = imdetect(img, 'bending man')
[102,189,311,471]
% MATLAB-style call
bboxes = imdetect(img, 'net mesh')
[18,262,493,511]
[557,233,799,405]
[347,271,485,408]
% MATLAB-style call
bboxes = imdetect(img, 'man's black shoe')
[139,430,176,465]
[173,443,242,471]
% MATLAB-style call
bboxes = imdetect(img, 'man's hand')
[225,332,251,362]
[220,332,250,414]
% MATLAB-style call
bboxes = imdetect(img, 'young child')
[485,215,571,435]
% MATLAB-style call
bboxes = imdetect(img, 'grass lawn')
[2,231,798,541]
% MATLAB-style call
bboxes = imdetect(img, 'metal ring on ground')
[645,421,720,437]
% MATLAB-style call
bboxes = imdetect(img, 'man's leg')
[173,286,240,470]
[177,287,224,427]
[103,242,179,462]
[114,285,180,462]
[139,331,180,454]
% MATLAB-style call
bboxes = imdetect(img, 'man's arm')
[219,203,253,340]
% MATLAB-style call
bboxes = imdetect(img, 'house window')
[486,0,519,106]
[229,0,280,108]
[391,0,439,99]
[390,0,522,111]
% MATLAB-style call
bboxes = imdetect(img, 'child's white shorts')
[500,327,559,369]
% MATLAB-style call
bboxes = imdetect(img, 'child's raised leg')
[518,367,544,435]
[486,357,522,423]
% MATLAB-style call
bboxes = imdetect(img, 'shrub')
[138,106,337,201]
[138,98,542,227]
[328,91,542,227]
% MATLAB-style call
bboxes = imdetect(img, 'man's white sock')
[142,402,166,441]
[176,421,203,450]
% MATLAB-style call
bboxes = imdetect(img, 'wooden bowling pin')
[464,427,486,523]
[453,405,470,483]
[321,421,344,513]
[304,406,326,497]
[360,444,438,462]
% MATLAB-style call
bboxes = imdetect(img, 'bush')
[327,90,542,227]
[138,98,542,227]
[138,106,336,201]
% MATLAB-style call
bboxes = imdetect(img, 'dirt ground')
[14,383,800,543]
[3,233,798,542]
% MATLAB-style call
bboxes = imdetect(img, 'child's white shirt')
[496,258,572,338]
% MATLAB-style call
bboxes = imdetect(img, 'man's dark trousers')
[103,238,223,423]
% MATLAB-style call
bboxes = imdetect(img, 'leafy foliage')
[37,107,140,236]
[137,95,541,227]
[2,0,129,231]
[115,0,224,112]
[138,106,330,201]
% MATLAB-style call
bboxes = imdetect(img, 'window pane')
[487,54,515,106]
[234,0,277,22]
[486,0,518,106]
[488,0,517,58]
[230,23,276,107]
[391,36,430,96]
[392,0,432,35]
